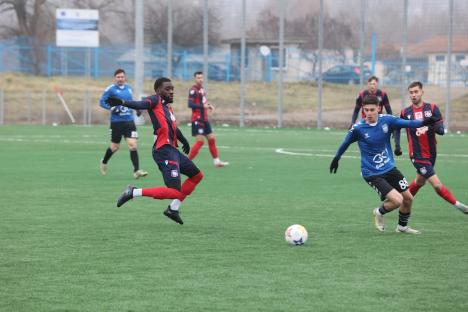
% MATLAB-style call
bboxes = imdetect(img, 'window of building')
[435,55,445,62]
[271,47,287,69]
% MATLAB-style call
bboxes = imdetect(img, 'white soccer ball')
[284,224,308,246]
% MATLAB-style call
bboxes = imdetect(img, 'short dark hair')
[408,81,423,90]
[194,71,203,77]
[368,76,379,83]
[154,77,171,92]
[363,95,379,105]
[114,68,125,76]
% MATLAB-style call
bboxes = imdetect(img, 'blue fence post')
[0,43,3,72]
[47,45,52,77]
[94,47,99,78]
[183,50,187,80]
[267,53,272,83]
[371,32,377,75]
[225,53,231,82]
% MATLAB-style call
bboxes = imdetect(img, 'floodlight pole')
[240,0,246,127]
[203,0,209,91]
[277,0,285,128]
[445,0,454,132]
[167,0,173,78]
[400,0,408,109]
[317,0,324,129]
[134,0,144,100]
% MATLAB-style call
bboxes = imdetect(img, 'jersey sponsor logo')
[382,123,388,133]
[372,149,390,169]
[424,110,432,117]
[415,111,423,120]
[416,126,429,136]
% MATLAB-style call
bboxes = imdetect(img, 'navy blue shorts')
[152,145,200,190]
[363,167,409,201]
[191,120,213,136]
[411,158,436,179]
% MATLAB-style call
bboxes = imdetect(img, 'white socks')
[170,199,181,211]
[132,189,142,197]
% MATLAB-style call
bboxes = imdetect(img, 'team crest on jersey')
[382,123,389,133]
[424,110,432,117]
[415,112,423,120]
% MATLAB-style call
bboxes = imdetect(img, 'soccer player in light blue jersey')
[99,69,148,179]
[330,95,439,234]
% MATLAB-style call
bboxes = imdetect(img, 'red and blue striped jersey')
[188,84,209,122]
[144,95,178,150]
[400,102,443,160]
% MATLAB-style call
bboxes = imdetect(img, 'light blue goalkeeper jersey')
[334,114,423,177]
[99,83,135,122]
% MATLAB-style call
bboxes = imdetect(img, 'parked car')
[321,65,372,84]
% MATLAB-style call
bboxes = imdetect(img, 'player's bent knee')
[191,171,203,183]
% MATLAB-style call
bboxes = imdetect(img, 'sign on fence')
[56,9,99,47]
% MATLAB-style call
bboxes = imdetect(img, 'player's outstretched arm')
[106,97,151,110]
[330,128,357,174]
[176,128,190,154]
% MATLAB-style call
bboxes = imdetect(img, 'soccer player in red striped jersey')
[400,81,468,214]
[352,76,401,155]
[187,71,229,167]
[106,78,204,224]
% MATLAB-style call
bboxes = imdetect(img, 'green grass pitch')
[1,125,467,311]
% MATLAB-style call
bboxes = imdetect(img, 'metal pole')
[277,0,285,128]
[239,0,246,127]
[134,0,144,100]
[203,0,209,90]
[317,0,324,129]
[42,90,47,125]
[445,0,453,132]
[359,0,366,86]
[400,0,408,109]
[0,90,4,125]
[83,91,87,125]
[167,0,173,78]
[27,92,32,124]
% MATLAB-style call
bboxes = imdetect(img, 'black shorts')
[411,158,436,179]
[152,145,200,190]
[110,121,138,144]
[363,167,409,201]
[191,120,213,136]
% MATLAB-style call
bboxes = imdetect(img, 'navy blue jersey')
[99,84,135,122]
[335,115,422,177]
[400,102,444,160]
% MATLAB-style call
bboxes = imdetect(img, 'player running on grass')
[106,77,203,225]
[330,95,439,234]
[187,71,229,167]
[99,68,148,179]
[400,81,468,214]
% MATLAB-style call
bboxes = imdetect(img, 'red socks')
[436,185,457,205]
[409,180,422,196]
[142,187,184,200]
[141,172,204,201]
[189,141,204,160]
[409,180,457,205]
[208,137,218,158]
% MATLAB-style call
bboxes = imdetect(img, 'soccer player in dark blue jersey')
[99,68,148,179]
[330,95,439,234]
[351,76,402,156]
[105,77,203,225]
[400,81,468,214]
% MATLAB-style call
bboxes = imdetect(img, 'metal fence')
[0,0,467,130]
